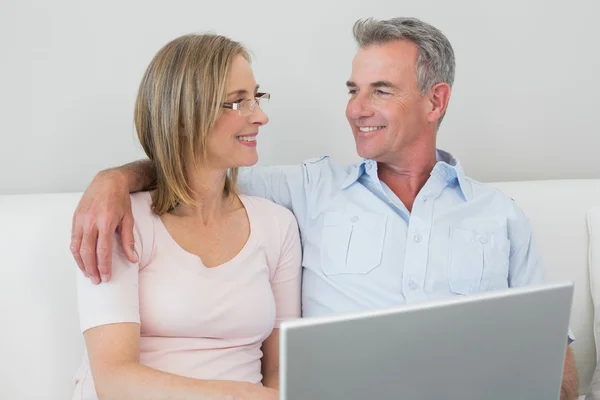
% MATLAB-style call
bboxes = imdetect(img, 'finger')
[120,214,138,264]
[70,216,87,277]
[96,228,115,283]
[80,226,100,285]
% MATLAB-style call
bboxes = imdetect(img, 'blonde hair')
[134,33,250,215]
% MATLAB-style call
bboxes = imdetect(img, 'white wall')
[1,0,598,195]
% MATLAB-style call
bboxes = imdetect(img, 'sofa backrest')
[1,179,599,398]
[490,179,600,394]
[0,192,84,400]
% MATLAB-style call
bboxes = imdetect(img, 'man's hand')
[560,346,578,400]
[70,170,137,284]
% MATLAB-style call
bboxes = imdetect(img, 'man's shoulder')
[240,155,344,181]
[462,176,526,217]
[301,155,331,165]
[298,155,354,185]
[299,155,355,170]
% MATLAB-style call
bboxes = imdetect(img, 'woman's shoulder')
[241,195,300,252]
[128,191,157,266]
[129,191,153,212]
[129,191,162,222]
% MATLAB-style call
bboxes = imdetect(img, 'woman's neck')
[172,167,237,225]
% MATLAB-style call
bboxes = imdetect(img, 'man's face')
[345,40,431,163]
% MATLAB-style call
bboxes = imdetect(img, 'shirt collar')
[340,148,472,201]
[432,149,472,201]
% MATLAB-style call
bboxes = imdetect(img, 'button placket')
[402,194,436,301]
[402,173,448,303]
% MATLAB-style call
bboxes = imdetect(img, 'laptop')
[279,282,573,400]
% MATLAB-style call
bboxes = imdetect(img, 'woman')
[72,33,302,400]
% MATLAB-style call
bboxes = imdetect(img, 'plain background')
[1,0,598,195]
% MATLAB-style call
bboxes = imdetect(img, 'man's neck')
[377,147,438,213]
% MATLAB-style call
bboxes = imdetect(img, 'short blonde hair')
[134,33,250,215]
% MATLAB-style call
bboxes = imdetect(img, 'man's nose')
[347,95,374,119]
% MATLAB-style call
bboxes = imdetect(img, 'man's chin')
[356,146,379,161]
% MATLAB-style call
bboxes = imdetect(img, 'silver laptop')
[279,282,573,400]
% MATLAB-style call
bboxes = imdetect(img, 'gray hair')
[352,17,455,96]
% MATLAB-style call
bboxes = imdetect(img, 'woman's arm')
[78,197,277,400]
[259,207,303,390]
[260,329,280,390]
[85,322,277,400]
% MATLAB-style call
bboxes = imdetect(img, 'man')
[70,17,578,399]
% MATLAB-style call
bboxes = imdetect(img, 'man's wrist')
[95,167,130,189]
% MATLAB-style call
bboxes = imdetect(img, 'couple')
[70,16,579,400]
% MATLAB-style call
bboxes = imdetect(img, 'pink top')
[72,191,302,400]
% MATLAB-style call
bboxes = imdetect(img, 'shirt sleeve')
[75,193,154,333]
[507,202,575,344]
[237,164,307,212]
[270,208,303,328]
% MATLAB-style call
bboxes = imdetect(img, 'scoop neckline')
[151,193,260,273]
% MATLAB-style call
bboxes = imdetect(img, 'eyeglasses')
[222,92,270,116]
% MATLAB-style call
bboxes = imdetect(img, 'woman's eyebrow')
[226,85,260,97]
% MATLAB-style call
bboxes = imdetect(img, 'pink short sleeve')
[270,209,302,328]
[76,192,155,333]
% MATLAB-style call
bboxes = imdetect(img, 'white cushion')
[0,192,84,400]
[587,362,600,399]
[489,179,600,395]
[584,205,600,399]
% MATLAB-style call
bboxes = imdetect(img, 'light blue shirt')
[238,149,548,319]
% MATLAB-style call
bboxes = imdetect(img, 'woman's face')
[204,54,269,170]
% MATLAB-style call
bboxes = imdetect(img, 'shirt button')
[479,236,488,244]
[366,163,372,170]
[409,281,419,290]
[414,233,422,243]
[351,216,359,222]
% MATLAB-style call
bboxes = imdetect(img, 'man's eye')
[375,90,390,96]
[348,89,357,95]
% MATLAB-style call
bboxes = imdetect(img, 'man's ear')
[426,82,452,125]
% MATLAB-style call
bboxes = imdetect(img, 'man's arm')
[561,346,578,400]
[236,163,308,213]
[107,159,156,193]
[71,158,317,284]
[70,159,155,284]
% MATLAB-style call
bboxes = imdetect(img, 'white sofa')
[2,179,600,399]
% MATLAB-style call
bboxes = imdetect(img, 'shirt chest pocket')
[320,211,387,275]
[448,227,510,295]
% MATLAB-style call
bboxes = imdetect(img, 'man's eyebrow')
[226,85,260,97]
[371,80,399,90]
[345,80,399,90]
